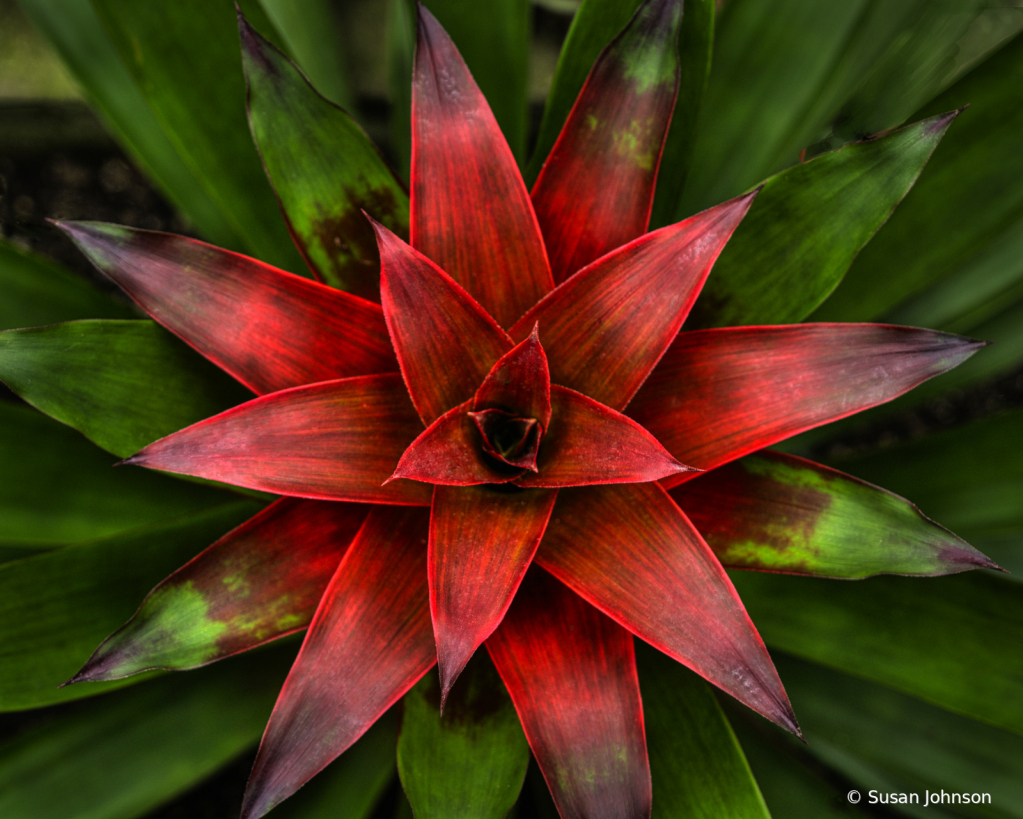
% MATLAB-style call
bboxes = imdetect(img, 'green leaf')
[774,654,1023,816]
[673,450,995,579]
[685,111,955,329]
[649,0,714,229]
[0,501,262,711]
[270,710,397,819]
[678,0,991,218]
[814,33,1023,322]
[0,240,132,331]
[386,0,416,180]
[258,0,353,110]
[15,0,248,251]
[0,320,252,459]
[397,654,529,818]
[635,642,769,819]
[525,0,643,185]
[90,0,308,273]
[241,17,409,299]
[0,644,293,819]
[425,0,531,162]
[829,408,1023,547]
[731,570,1023,735]
[0,402,239,547]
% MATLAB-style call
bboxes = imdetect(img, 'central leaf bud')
[468,408,543,472]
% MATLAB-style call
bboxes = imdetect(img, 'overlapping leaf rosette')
[13,1,1003,817]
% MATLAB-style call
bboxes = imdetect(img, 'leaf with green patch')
[731,570,1023,735]
[684,111,956,329]
[814,33,1023,322]
[240,15,409,299]
[90,0,307,272]
[0,402,239,548]
[423,0,530,162]
[72,498,367,681]
[15,0,247,250]
[397,654,529,818]
[635,642,770,819]
[0,240,132,331]
[0,320,252,458]
[672,450,996,579]
[0,644,295,819]
[649,0,714,229]
[0,500,262,711]
[771,654,1023,814]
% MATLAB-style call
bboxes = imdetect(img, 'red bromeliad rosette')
[55,2,997,818]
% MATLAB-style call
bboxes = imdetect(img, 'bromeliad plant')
[3,0,1022,817]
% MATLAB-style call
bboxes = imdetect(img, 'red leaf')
[241,507,434,819]
[374,220,512,425]
[535,483,799,734]
[411,5,553,328]
[531,0,683,284]
[511,193,756,411]
[389,400,515,486]
[126,374,431,505]
[71,498,369,681]
[474,324,552,428]
[628,324,986,482]
[430,485,558,702]
[57,221,396,395]
[514,386,693,488]
[487,569,651,819]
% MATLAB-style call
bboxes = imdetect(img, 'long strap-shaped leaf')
[531,0,682,284]
[240,14,409,299]
[671,450,998,579]
[411,5,552,328]
[536,482,799,735]
[241,507,434,819]
[127,374,431,506]
[430,484,557,701]
[71,498,370,682]
[511,193,755,411]
[628,323,983,481]
[59,221,396,395]
[487,569,652,819]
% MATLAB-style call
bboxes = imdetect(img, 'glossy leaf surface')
[0,502,261,710]
[411,6,552,328]
[473,325,551,427]
[732,570,1023,734]
[488,570,651,819]
[73,498,368,681]
[430,485,557,696]
[0,240,131,331]
[630,324,982,477]
[60,222,395,395]
[512,192,755,410]
[375,222,512,424]
[90,0,306,272]
[242,508,434,819]
[531,0,682,284]
[536,483,798,733]
[685,112,956,329]
[0,645,293,819]
[816,33,1023,322]
[636,643,770,819]
[127,375,430,506]
[516,386,691,487]
[0,320,251,458]
[672,450,996,578]
[397,656,530,819]
[241,16,409,298]
[0,402,235,548]
[16,0,247,250]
